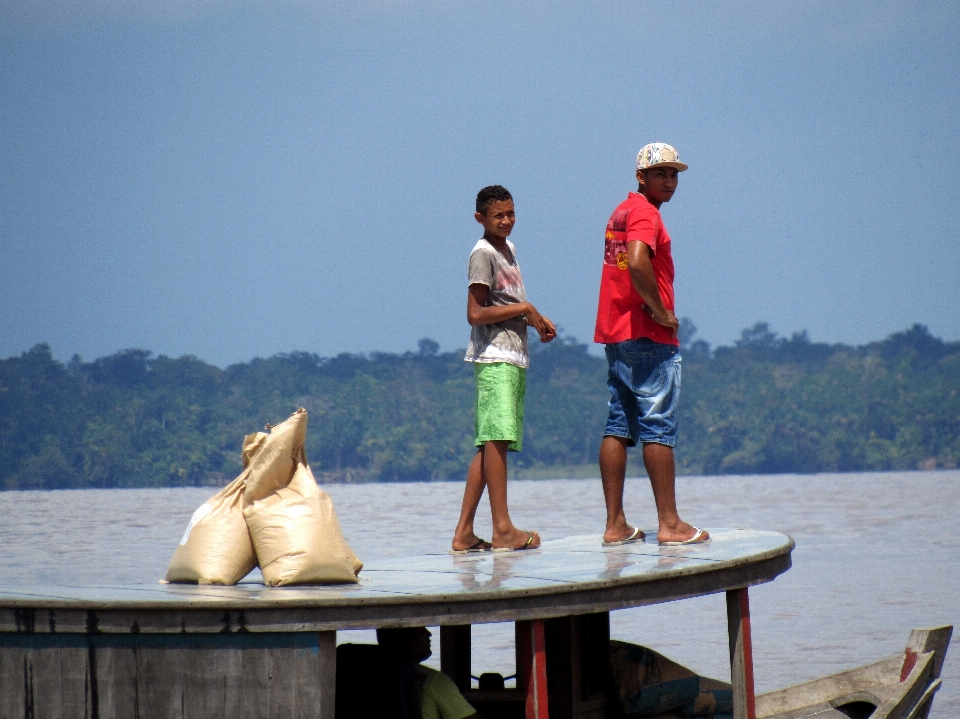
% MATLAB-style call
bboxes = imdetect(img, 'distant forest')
[1,322,958,490]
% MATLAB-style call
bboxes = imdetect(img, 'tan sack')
[243,409,363,586]
[164,431,266,584]
[243,409,308,503]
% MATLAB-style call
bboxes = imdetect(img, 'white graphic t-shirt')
[464,239,529,368]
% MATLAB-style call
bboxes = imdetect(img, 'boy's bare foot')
[451,533,493,553]
[656,522,709,545]
[492,528,540,551]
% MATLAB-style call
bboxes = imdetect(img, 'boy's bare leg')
[452,450,487,551]
[484,440,541,550]
[600,435,642,543]
[643,442,708,543]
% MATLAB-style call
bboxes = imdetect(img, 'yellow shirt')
[416,665,476,719]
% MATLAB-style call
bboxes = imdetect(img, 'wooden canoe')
[631,625,952,719]
[755,625,952,719]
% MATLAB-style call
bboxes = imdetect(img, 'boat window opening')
[832,699,878,719]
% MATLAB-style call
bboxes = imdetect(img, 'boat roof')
[0,529,793,633]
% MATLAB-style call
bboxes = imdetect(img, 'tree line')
[1,323,958,490]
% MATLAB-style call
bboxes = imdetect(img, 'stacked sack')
[165,409,362,586]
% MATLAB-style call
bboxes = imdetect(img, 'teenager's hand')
[537,316,557,343]
[640,305,679,338]
[523,305,553,342]
[654,310,680,338]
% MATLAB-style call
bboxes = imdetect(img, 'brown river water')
[1,470,958,717]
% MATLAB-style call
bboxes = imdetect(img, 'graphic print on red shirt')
[594,193,679,347]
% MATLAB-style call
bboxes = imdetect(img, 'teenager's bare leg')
[453,443,539,551]
[452,450,487,551]
[484,440,540,550]
[643,442,709,543]
[600,435,643,543]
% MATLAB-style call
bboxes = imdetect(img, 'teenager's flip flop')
[602,527,645,546]
[658,527,710,546]
[492,532,540,553]
[450,538,494,555]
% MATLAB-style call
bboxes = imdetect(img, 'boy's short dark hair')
[476,185,513,215]
[376,627,424,651]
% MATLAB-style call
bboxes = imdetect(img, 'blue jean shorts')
[604,339,681,447]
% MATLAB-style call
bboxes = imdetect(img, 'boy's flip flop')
[658,527,710,546]
[492,532,540,553]
[450,538,493,555]
[602,527,645,546]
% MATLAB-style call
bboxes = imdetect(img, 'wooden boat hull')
[605,627,950,719]
[755,626,951,719]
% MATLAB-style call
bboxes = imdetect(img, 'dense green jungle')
[1,322,958,490]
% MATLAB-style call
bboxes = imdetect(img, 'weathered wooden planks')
[0,631,335,719]
[0,530,794,633]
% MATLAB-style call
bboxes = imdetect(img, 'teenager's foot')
[492,532,540,553]
[602,526,646,546]
[656,522,709,545]
[658,527,709,546]
[492,528,541,551]
[603,522,645,545]
[452,533,493,553]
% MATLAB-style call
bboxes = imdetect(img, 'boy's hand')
[537,316,557,343]
[524,306,556,343]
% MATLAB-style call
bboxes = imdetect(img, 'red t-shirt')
[593,192,678,346]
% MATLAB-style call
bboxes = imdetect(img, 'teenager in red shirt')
[594,143,709,547]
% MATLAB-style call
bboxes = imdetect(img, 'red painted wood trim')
[900,648,919,682]
[525,619,549,719]
[738,588,757,719]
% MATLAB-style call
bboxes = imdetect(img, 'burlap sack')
[243,409,362,586]
[242,409,306,503]
[164,432,266,585]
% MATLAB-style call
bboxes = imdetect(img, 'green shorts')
[474,362,526,452]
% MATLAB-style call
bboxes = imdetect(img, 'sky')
[2,0,958,367]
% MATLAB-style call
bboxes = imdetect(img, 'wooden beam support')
[542,613,609,719]
[440,624,472,693]
[318,630,337,719]
[727,587,757,719]
[517,619,549,719]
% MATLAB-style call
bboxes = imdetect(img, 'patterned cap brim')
[640,161,689,172]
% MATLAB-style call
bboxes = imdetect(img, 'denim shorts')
[604,339,681,447]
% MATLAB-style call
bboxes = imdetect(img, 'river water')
[1,470,958,717]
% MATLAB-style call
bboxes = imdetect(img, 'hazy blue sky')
[2,1,958,367]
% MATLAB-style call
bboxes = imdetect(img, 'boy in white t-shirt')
[451,185,556,553]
